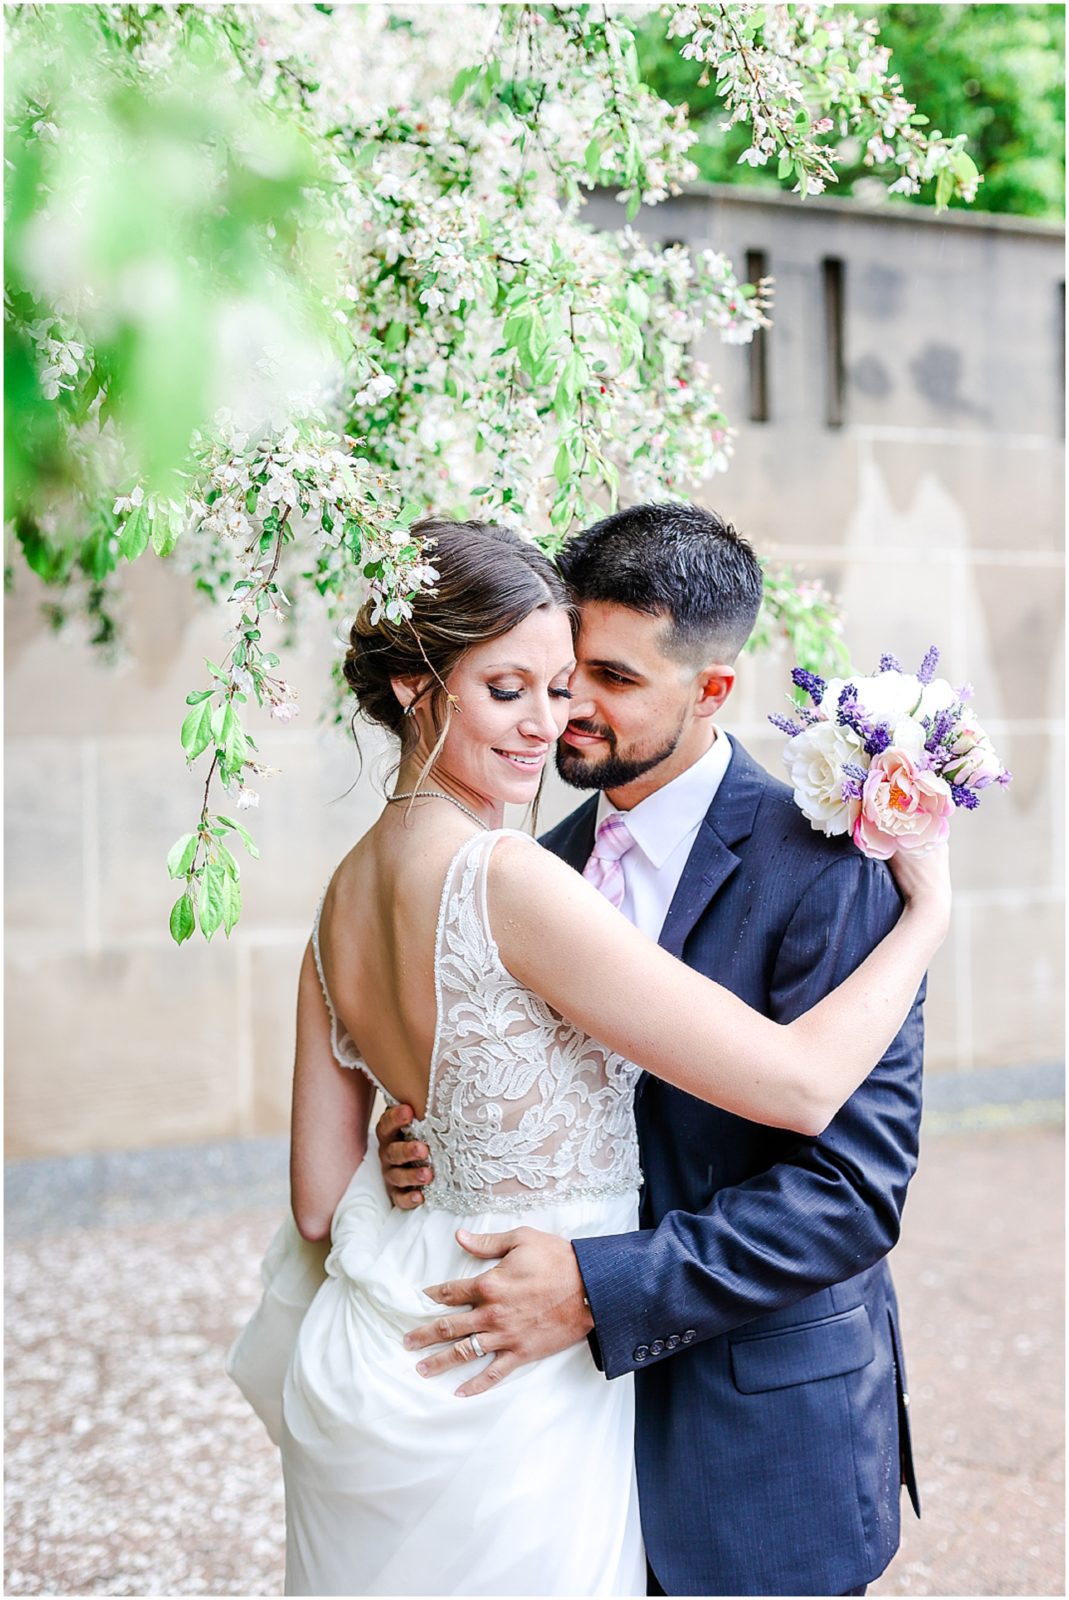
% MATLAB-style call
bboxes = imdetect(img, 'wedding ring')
[468,1333,486,1360]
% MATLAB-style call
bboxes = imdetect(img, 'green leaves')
[169,893,195,945]
[217,815,260,857]
[180,698,214,762]
[198,859,227,941]
[118,506,150,561]
[503,300,555,382]
[219,869,242,937]
[168,808,250,945]
[553,351,587,419]
[220,702,248,773]
[150,507,180,557]
[166,832,198,879]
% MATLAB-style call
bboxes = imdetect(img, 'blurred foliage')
[636,3,1065,218]
[5,4,337,540]
[5,3,986,941]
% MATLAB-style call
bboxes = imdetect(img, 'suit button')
[681,1329,696,1345]
[666,1334,680,1350]
[634,1345,649,1362]
[903,1392,910,1408]
[649,1339,665,1356]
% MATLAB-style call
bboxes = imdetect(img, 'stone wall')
[5,186,1063,1157]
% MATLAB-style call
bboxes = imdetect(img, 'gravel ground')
[5,1211,286,1597]
[5,1124,1063,1597]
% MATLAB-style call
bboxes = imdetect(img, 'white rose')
[824,671,924,727]
[915,677,959,720]
[782,721,865,836]
[890,715,927,758]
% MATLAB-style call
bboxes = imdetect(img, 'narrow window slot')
[1058,280,1065,439]
[822,257,845,428]
[745,249,769,423]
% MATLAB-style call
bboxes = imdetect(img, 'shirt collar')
[595,730,734,869]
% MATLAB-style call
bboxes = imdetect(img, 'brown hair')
[344,518,575,780]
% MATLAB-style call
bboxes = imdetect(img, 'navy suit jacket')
[540,739,924,1598]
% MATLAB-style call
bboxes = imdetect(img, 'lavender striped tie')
[582,812,635,910]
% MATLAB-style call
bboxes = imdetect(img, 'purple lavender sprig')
[837,684,892,757]
[950,784,980,810]
[923,702,965,760]
[877,652,902,674]
[917,645,940,686]
[768,712,804,737]
[791,667,826,706]
[840,761,868,803]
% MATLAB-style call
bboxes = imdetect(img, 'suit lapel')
[550,795,598,873]
[657,740,767,958]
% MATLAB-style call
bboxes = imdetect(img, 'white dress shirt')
[593,731,734,942]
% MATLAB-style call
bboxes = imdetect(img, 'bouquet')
[770,647,1012,860]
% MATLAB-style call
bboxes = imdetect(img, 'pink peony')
[853,747,953,860]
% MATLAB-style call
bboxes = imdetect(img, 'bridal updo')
[344,518,575,759]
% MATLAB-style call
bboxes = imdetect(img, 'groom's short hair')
[559,503,763,664]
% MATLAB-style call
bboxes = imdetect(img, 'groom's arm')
[574,851,925,1379]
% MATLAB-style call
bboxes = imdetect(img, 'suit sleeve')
[572,853,925,1380]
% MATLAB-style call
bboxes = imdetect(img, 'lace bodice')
[311,829,642,1213]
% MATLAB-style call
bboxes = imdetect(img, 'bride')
[228,517,949,1597]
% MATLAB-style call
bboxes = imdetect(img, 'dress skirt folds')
[231,1157,644,1597]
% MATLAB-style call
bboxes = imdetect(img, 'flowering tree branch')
[4,3,978,943]
[667,4,981,202]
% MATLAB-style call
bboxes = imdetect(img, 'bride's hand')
[887,842,952,936]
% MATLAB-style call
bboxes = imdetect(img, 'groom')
[381,503,925,1597]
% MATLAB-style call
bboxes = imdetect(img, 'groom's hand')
[404,1226,594,1398]
[375,1103,433,1210]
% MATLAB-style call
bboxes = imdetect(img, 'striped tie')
[582,812,635,910]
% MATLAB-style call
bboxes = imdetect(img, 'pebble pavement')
[5,1122,1063,1597]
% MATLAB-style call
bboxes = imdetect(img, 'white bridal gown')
[228,830,646,1597]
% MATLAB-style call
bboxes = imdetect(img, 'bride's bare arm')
[291,942,376,1241]
[489,839,948,1138]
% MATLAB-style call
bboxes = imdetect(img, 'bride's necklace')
[387,790,491,831]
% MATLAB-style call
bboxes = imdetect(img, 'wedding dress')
[228,829,646,1597]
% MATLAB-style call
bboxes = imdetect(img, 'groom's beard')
[555,713,687,791]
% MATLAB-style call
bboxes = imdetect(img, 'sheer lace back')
[311,829,642,1214]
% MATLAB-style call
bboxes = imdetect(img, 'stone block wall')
[5,187,1063,1156]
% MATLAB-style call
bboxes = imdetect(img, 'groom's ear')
[693,663,735,719]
